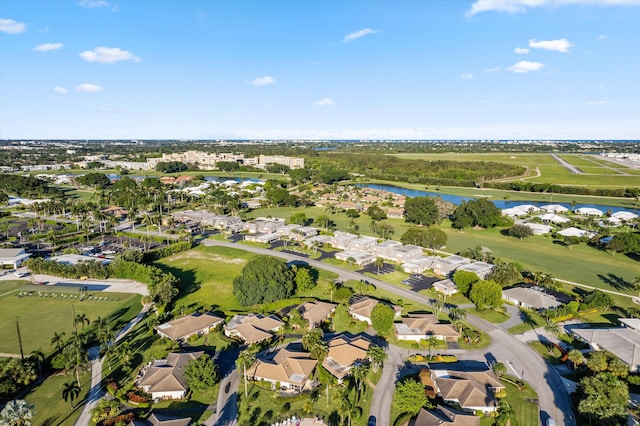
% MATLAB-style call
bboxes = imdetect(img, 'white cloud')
[247,76,276,86]
[508,60,545,73]
[514,47,530,54]
[529,38,573,52]
[53,86,68,94]
[461,73,474,80]
[484,67,501,72]
[467,0,640,16]
[597,34,608,40]
[314,98,335,107]
[587,100,610,105]
[0,18,27,34]
[343,28,377,43]
[34,43,63,52]
[75,83,103,92]
[79,47,141,63]
[79,0,111,8]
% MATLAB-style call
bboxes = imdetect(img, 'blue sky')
[1,0,639,140]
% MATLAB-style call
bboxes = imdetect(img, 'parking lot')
[401,274,440,292]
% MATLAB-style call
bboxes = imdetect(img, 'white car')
[14,271,28,278]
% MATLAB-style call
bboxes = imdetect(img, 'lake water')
[204,177,263,183]
[358,183,640,214]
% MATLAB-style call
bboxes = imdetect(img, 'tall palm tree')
[236,348,256,398]
[50,331,66,352]
[29,349,45,376]
[0,399,35,426]
[425,335,439,358]
[366,346,387,373]
[544,319,563,338]
[567,349,585,369]
[61,381,81,408]
[93,316,107,336]
[74,313,89,331]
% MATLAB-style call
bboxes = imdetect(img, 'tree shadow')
[597,273,633,292]
[155,264,199,297]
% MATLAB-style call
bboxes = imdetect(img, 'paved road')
[204,240,575,426]
[551,153,583,175]
[369,343,405,425]
[210,370,239,426]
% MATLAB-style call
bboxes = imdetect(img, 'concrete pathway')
[369,344,405,426]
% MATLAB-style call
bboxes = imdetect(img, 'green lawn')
[467,308,510,324]
[154,244,257,315]
[498,379,540,426]
[508,310,545,335]
[0,288,141,355]
[528,341,563,365]
[25,370,91,426]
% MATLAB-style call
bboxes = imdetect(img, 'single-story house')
[523,223,554,235]
[575,207,603,216]
[611,211,638,222]
[244,218,284,234]
[349,296,402,325]
[501,208,528,218]
[131,413,192,426]
[347,235,378,251]
[539,204,569,213]
[224,314,284,345]
[329,231,358,250]
[537,213,570,224]
[382,244,424,264]
[572,318,640,372]
[455,261,493,280]
[155,312,224,342]
[246,347,318,392]
[511,204,541,214]
[394,314,460,342]
[137,351,204,400]
[431,256,471,277]
[403,256,438,274]
[335,250,376,266]
[302,234,332,249]
[502,286,563,311]
[411,405,480,426]
[429,368,504,414]
[244,232,280,244]
[557,227,596,239]
[0,248,31,269]
[432,279,459,297]
[322,334,371,380]
[374,240,403,258]
[296,301,337,329]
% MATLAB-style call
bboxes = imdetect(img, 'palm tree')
[543,319,563,338]
[351,363,370,393]
[93,316,107,336]
[0,399,35,426]
[366,346,387,373]
[567,349,585,369]
[29,349,45,376]
[61,381,81,408]
[425,335,439,358]
[236,348,256,398]
[50,331,66,351]
[431,300,445,319]
[74,313,89,331]
[374,257,384,275]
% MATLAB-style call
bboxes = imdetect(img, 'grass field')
[392,152,640,188]
[24,370,91,426]
[0,282,141,355]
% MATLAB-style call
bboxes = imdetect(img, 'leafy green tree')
[404,196,440,226]
[370,303,395,336]
[184,355,219,391]
[367,205,387,221]
[468,280,503,311]
[265,187,290,207]
[577,372,628,424]
[492,362,507,377]
[452,198,502,229]
[288,212,307,225]
[302,328,327,360]
[487,262,522,287]
[563,235,581,250]
[232,256,295,306]
[567,349,585,369]
[507,224,533,239]
[76,172,111,189]
[587,351,610,372]
[295,267,317,292]
[217,161,240,172]
[607,232,640,255]
[0,399,34,426]
[50,331,66,352]
[394,379,429,415]
[155,161,188,173]
[345,209,360,219]
[452,270,479,296]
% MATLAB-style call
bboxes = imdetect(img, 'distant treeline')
[0,173,64,198]
[309,153,525,186]
[485,181,640,198]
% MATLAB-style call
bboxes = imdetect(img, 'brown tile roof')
[322,334,371,379]
[148,413,192,426]
[226,314,284,345]
[246,348,317,386]
[433,369,503,411]
[137,352,204,396]
[349,297,401,321]
[412,405,480,426]
[297,301,337,327]
[155,312,224,341]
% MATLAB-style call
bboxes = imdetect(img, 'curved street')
[203,239,575,426]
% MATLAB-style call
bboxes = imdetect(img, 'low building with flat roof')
[0,248,31,269]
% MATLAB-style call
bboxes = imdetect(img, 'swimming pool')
[53,283,110,291]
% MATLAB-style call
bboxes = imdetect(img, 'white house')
[456,262,494,280]
[432,279,459,297]
[575,207,603,216]
[334,250,376,266]
[612,211,638,222]
[537,213,570,224]
[523,223,554,235]
[0,249,31,269]
[557,227,596,239]
[431,255,471,276]
[403,256,438,274]
[539,204,569,213]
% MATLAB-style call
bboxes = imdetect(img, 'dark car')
[367,416,376,426]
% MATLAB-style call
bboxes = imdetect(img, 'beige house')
[349,296,402,325]
[224,314,284,345]
[137,352,204,400]
[155,312,224,342]
[394,314,460,343]
[411,405,480,426]
[430,369,504,414]
[322,334,371,380]
[296,301,337,329]
[246,348,318,392]
[502,286,563,311]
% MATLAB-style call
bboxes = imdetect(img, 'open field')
[0,285,141,355]
[25,370,91,426]
[392,152,640,187]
